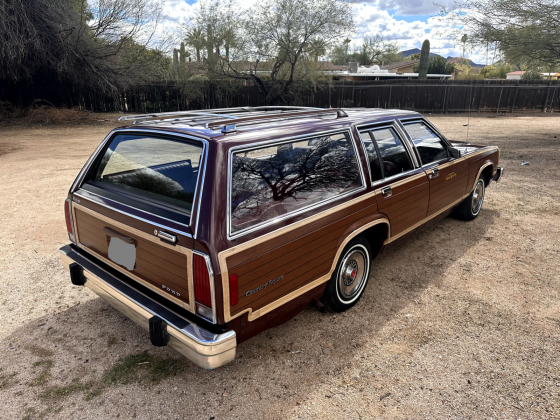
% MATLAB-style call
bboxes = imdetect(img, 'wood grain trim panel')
[218,216,390,323]
[72,203,195,311]
[387,148,498,243]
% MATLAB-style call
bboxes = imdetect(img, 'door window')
[404,122,449,165]
[361,127,413,182]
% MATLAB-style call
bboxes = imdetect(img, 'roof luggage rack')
[208,109,348,133]
[117,106,323,125]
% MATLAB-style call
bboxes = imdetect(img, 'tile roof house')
[380,60,420,74]
[506,71,526,80]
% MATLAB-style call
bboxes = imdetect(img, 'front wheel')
[322,236,372,312]
[454,175,486,221]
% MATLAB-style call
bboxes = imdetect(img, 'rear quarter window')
[93,134,203,213]
[230,131,363,235]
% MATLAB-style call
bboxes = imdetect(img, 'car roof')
[117,108,422,146]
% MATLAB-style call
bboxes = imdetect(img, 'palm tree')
[307,38,326,62]
[343,37,351,57]
[185,26,206,62]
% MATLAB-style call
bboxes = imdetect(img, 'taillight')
[64,199,76,243]
[193,253,214,322]
[229,274,238,306]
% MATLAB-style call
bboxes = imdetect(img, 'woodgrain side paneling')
[427,161,469,215]
[73,205,193,308]
[228,201,378,317]
[376,170,430,236]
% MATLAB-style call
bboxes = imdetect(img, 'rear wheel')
[454,174,486,221]
[322,236,372,312]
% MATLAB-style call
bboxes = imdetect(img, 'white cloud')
[152,0,488,64]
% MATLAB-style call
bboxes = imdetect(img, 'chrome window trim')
[226,128,367,241]
[400,118,453,167]
[193,143,209,239]
[356,121,419,188]
[356,120,419,168]
[70,129,208,239]
[400,118,453,148]
[73,191,194,238]
[192,250,217,324]
[370,168,424,189]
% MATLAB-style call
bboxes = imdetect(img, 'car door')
[401,119,469,217]
[358,123,429,239]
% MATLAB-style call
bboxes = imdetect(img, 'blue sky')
[161,0,487,64]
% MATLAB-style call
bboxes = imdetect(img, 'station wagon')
[60,106,503,368]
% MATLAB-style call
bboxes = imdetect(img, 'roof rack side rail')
[207,108,347,131]
[117,107,258,122]
[117,106,324,123]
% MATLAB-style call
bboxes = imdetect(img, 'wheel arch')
[333,216,390,271]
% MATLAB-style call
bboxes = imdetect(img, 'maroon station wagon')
[60,107,503,368]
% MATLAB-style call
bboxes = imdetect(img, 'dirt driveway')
[1,113,559,419]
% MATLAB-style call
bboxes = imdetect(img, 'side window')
[404,122,449,165]
[230,132,363,235]
[371,127,413,178]
[359,131,383,182]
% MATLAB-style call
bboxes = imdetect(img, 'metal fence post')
[496,86,503,113]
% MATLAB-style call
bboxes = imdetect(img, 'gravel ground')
[0,113,559,420]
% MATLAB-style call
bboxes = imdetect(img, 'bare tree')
[441,0,560,68]
[194,0,354,104]
[0,0,169,95]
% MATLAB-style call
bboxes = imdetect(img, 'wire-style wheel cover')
[337,246,368,303]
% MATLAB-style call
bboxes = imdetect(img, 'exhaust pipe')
[313,300,326,313]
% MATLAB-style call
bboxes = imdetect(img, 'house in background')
[380,60,420,74]
[506,71,525,80]
[541,72,560,80]
[321,61,451,81]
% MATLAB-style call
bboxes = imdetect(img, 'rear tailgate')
[69,131,208,312]
[72,201,194,310]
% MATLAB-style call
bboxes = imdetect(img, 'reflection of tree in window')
[231,133,362,233]
[404,123,448,165]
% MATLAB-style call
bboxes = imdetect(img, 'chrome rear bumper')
[59,245,236,369]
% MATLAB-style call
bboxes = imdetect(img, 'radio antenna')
[466,80,473,143]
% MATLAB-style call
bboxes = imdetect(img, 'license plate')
[108,237,136,270]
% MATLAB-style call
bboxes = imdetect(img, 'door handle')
[430,168,439,179]
[155,230,177,244]
[381,186,392,197]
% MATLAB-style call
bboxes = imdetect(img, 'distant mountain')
[401,48,438,58]
[401,48,484,68]
[447,56,484,68]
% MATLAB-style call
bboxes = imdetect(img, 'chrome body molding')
[73,191,193,238]
[226,128,368,241]
[59,245,236,369]
[69,128,209,240]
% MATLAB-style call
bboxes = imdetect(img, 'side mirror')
[448,147,462,159]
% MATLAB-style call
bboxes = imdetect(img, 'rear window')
[93,134,203,212]
[230,131,363,235]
